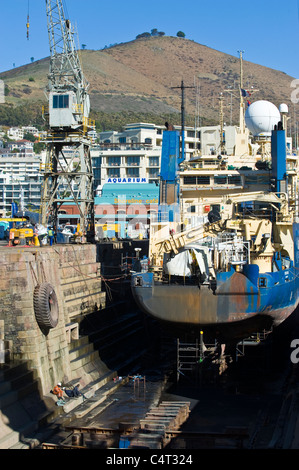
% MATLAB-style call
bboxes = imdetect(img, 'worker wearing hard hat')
[52,382,64,399]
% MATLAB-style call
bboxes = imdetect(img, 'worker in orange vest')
[52,382,64,400]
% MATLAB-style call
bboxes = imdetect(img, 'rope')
[52,247,129,282]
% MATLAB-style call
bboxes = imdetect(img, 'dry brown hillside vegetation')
[0,36,295,127]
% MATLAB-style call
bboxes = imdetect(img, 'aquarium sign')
[106,178,148,184]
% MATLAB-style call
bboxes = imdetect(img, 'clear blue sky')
[0,0,298,78]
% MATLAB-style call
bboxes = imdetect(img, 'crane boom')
[45,0,90,130]
[46,1,87,93]
[148,190,290,273]
[41,1,95,241]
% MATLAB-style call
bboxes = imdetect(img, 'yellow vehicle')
[9,227,34,245]
[95,223,120,239]
[0,218,27,223]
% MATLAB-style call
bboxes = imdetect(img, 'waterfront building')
[59,181,159,239]
[91,123,162,191]
[7,127,24,141]
[6,140,34,153]
[7,126,39,141]
[0,151,43,217]
[91,122,244,191]
[95,181,159,239]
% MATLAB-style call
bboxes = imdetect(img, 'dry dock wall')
[0,244,106,395]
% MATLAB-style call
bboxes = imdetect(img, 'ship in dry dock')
[131,72,299,342]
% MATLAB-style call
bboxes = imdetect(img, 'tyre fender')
[33,282,59,329]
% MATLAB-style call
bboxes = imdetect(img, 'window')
[214,175,227,185]
[184,176,196,185]
[245,175,269,186]
[228,175,241,185]
[148,168,159,178]
[197,176,210,184]
[149,157,159,167]
[127,167,139,177]
[127,156,140,166]
[259,278,267,288]
[214,175,242,185]
[183,176,210,185]
[108,168,120,177]
[53,94,69,109]
[108,157,121,166]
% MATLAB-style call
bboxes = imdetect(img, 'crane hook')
[27,14,30,40]
[26,0,30,40]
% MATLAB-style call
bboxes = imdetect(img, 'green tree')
[176,31,186,38]
[23,132,36,142]
[136,32,151,39]
[34,142,45,154]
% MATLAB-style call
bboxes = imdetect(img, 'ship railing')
[235,208,273,220]
[212,236,250,267]
[236,329,273,361]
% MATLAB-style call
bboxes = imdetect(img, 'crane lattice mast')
[41,0,95,242]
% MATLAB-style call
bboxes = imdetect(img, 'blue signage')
[106,177,148,184]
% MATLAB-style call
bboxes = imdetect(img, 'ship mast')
[238,50,246,135]
[219,93,226,154]
[171,80,194,162]
[223,49,251,157]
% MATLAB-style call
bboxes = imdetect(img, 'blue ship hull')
[131,223,299,340]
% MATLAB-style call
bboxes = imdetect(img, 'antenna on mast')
[219,93,226,155]
[171,80,195,162]
[238,50,246,133]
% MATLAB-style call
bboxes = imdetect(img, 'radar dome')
[279,103,288,114]
[245,100,281,136]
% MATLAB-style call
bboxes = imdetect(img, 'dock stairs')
[0,306,158,448]
[0,361,59,449]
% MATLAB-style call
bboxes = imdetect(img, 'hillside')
[0,36,295,128]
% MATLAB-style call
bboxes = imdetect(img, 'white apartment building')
[91,122,240,190]
[6,140,34,153]
[91,123,162,191]
[7,127,24,141]
[7,126,39,141]
[0,152,42,216]
[22,126,39,137]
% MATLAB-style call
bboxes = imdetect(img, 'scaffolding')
[176,332,217,382]
[176,328,273,381]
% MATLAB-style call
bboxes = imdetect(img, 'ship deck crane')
[148,190,291,274]
[40,0,95,242]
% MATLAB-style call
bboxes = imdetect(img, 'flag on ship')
[241,88,251,97]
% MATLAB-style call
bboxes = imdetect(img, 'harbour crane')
[40,0,95,242]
